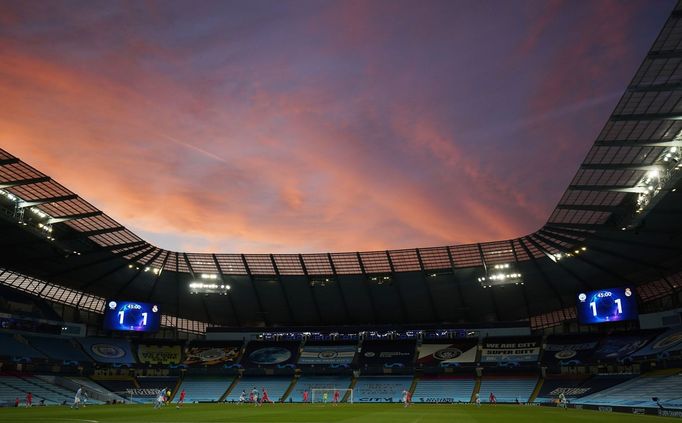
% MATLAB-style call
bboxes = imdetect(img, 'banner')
[360,342,416,368]
[298,345,356,365]
[480,338,540,363]
[591,334,654,361]
[542,337,600,365]
[183,344,241,366]
[631,327,682,358]
[417,342,477,366]
[137,344,182,364]
[242,342,299,367]
[78,338,135,364]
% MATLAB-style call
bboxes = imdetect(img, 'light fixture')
[478,263,522,287]
[189,281,230,294]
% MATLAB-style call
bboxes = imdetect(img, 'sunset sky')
[0,0,675,254]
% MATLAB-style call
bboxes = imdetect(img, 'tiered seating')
[0,375,73,405]
[413,375,475,403]
[291,375,351,402]
[0,378,27,405]
[0,333,45,360]
[26,335,91,363]
[577,373,682,408]
[225,377,293,402]
[130,377,178,403]
[478,376,538,403]
[177,377,233,403]
[534,376,590,403]
[353,376,413,403]
[570,374,637,401]
[67,377,126,403]
[0,286,61,320]
[92,378,137,397]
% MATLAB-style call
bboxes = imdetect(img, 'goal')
[311,388,353,404]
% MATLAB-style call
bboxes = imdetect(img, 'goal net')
[311,388,353,404]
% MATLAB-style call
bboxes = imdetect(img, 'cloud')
[0,0,673,253]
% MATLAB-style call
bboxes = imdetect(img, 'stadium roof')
[1,2,682,332]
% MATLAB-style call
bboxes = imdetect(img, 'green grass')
[0,403,677,422]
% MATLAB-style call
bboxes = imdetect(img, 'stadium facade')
[0,0,682,418]
[1,4,682,332]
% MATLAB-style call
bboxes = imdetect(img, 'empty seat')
[353,376,413,403]
[27,335,91,363]
[413,376,475,403]
[478,377,538,403]
[177,377,233,403]
[290,375,351,402]
[578,374,682,408]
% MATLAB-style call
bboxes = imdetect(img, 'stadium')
[1,0,682,422]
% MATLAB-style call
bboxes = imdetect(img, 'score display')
[577,287,638,324]
[103,300,160,332]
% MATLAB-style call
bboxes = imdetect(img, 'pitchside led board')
[103,299,161,332]
[576,287,638,324]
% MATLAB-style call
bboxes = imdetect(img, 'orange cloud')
[0,0,666,253]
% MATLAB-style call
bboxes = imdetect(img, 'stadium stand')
[576,372,682,409]
[65,377,126,403]
[91,378,138,399]
[134,376,178,403]
[571,374,638,399]
[291,375,352,402]
[0,375,74,405]
[177,377,233,403]
[0,286,61,321]
[1,3,682,421]
[534,375,591,403]
[0,378,26,406]
[477,375,538,403]
[0,333,45,361]
[412,375,475,403]
[26,335,91,363]
[353,376,413,403]
[224,377,293,402]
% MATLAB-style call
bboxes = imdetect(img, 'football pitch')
[0,403,679,422]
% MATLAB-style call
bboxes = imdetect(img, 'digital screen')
[576,287,638,324]
[103,300,160,332]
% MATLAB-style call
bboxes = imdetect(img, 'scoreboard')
[576,287,638,324]
[103,300,160,332]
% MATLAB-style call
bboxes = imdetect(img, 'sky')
[0,0,675,254]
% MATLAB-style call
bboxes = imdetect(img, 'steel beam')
[356,252,378,324]
[17,194,78,208]
[241,254,268,326]
[0,158,20,166]
[593,139,682,148]
[298,254,323,324]
[270,254,295,324]
[0,177,50,189]
[416,248,441,322]
[47,211,102,224]
[327,252,352,323]
[212,253,241,326]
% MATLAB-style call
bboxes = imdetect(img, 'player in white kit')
[71,387,83,409]
[154,388,167,409]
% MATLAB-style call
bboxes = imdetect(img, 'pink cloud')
[0,0,668,254]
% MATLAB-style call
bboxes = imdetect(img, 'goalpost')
[311,388,353,404]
